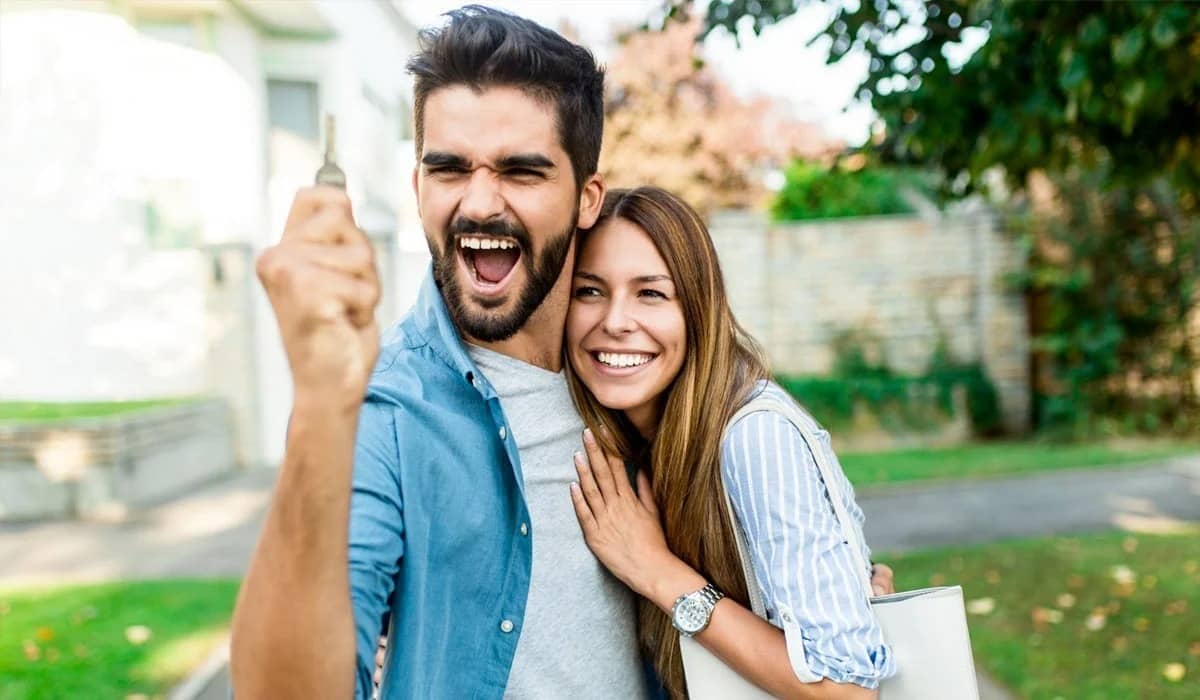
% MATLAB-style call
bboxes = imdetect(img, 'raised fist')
[256,186,382,413]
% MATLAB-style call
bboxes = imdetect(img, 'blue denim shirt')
[349,270,535,699]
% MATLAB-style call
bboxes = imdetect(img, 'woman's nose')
[601,299,637,336]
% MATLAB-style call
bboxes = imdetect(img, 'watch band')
[672,582,727,637]
[697,582,726,607]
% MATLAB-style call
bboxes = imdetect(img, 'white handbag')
[680,395,981,699]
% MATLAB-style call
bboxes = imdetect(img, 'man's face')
[415,85,587,342]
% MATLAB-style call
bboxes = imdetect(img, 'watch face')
[675,595,710,634]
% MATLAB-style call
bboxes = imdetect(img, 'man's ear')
[411,166,420,202]
[576,173,605,230]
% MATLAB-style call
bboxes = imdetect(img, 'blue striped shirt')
[720,382,896,688]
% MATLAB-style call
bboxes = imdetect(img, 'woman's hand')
[870,563,895,597]
[569,428,679,597]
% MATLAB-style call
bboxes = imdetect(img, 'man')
[231,7,894,699]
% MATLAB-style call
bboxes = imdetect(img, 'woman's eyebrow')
[574,271,673,284]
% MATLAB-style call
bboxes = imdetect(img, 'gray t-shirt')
[467,345,648,700]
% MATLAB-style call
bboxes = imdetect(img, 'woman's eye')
[639,289,668,300]
[573,286,601,298]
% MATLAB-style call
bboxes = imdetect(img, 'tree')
[600,17,834,213]
[664,1,1200,434]
[668,1,1199,199]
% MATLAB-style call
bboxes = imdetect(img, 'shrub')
[770,161,931,221]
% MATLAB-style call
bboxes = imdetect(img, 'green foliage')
[1009,174,1200,437]
[679,1,1200,198]
[925,343,1003,436]
[672,0,1200,436]
[778,330,1002,436]
[770,161,927,221]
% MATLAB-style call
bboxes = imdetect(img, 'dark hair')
[406,5,605,189]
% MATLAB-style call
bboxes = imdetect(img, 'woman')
[564,187,896,699]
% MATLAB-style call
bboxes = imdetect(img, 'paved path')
[5,457,1196,585]
[858,456,1200,554]
[0,469,275,586]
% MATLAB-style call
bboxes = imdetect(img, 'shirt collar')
[410,267,485,388]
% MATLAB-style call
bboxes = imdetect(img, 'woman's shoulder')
[723,380,824,442]
[721,382,814,464]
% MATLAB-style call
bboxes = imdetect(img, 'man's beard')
[432,211,577,343]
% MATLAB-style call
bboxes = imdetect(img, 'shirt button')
[782,612,793,623]
[498,426,507,440]
[500,619,514,633]
[519,522,528,536]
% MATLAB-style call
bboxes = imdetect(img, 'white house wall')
[0,8,259,402]
[1,1,421,467]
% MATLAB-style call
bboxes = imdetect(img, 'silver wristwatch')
[671,583,725,637]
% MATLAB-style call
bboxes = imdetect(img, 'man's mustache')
[447,216,530,251]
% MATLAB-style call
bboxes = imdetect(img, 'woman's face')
[567,217,687,436]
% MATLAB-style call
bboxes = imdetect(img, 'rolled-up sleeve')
[348,399,405,698]
[721,409,895,688]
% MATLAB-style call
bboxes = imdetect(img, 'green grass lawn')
[885,531,1200,699]
[0,400,191,424]
[839,439,1200,487]
[0,579,240,700]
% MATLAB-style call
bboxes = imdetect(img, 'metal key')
[315,112,347,189]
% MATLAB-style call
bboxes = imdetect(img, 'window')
[267,79,319,143]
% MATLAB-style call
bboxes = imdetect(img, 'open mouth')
[457,235,522,294]
[591,351,658,371]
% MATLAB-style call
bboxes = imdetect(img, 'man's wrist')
[292,388,364,422]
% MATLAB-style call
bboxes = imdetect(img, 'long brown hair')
[564,187,770,697]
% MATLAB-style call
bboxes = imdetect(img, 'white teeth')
[597,352,654,368]
[459,237,516,250]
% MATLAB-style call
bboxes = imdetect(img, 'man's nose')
[458,169,504,223]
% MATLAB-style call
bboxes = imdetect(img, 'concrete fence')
[709,209,1031,435]
[0,399,236,521]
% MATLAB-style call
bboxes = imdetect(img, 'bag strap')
[721,395,875,603]
[720,400,771,617]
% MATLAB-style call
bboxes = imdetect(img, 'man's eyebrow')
[496,153,555,170]
[421,152,468,168]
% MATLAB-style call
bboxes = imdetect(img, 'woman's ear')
[576,174,606,229]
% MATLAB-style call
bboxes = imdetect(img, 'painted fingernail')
[574,451,585,466]
[582,428,595,444]
[570,482,580,493]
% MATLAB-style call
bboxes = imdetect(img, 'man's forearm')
[230,404,361,699]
